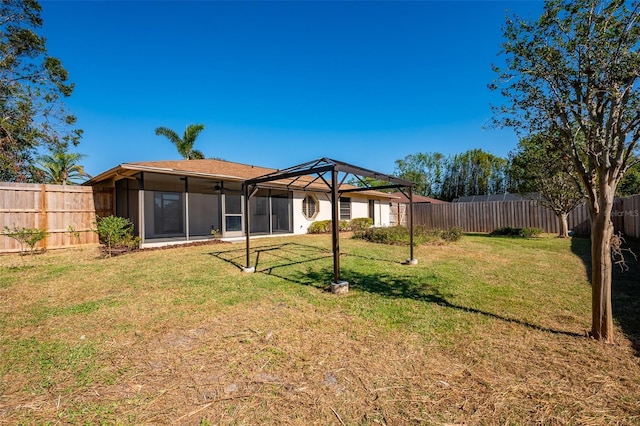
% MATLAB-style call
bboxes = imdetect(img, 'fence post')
[39,184,49,249]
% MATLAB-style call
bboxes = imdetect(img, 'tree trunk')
[557,212,569,238]
[590,196,615,343]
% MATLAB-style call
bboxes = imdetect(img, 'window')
[339,197,351,220]
[302,194,319,219]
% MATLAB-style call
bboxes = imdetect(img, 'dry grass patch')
[0,234,638,424]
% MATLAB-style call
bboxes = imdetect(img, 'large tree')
[155,124,206,160]
[492,0,640,342]
[1,0,82,182]
[439,148,513,201]
[510,131,585,237]
[394,152,445,197]
[36,149,90,185]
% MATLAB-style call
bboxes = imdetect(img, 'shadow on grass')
[208,241,405,273]
[208,242,332,272]
[571,236,640,356]
[209,242,584,339]
[283,268,584,338]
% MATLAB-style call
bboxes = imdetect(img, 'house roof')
[388,191,449,204]
[85,159,400,199]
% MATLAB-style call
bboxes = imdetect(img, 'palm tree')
[36,150,91,185]
[155,124,206,159]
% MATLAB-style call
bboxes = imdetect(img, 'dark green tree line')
[393,149,514,201]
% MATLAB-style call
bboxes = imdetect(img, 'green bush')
[519,227,543,238]
[441,226,464,242]
[2,226,48,256]
[490,226,543,238]
[350,217,373,231]
[308,220,331,234]
[308,219,367,234]
[357,225,463,246]
[94,216,139,256]
[361,225,408,245]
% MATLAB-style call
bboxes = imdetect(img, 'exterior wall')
[292,191,331,234]
[379,201,390,227]
[292,191,391,234]
[350,197,367,220]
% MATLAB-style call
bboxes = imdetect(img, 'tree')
[155,124,206,159]
[439,149,513,201]
[616,161,640,197]
[36,149,90,185]
[510,131,585,237]
[394,152,445,197]
[492,0,640,342]
[1,0,82,182]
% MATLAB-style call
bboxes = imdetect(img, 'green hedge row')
[307,217,373,234]
[355,225,463,246]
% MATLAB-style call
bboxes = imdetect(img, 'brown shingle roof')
[388,191,449,204]
[126,159,275,180]
[86,159,398,199]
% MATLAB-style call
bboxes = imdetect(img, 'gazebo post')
[242,183,255,273]
[407,185,418,265]
[330,167,348,294]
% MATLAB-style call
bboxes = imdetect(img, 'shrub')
[2,226,48,256]
[519,227,543,238]
[490,227,543,238]
[339,220,351,232]
[308,219,364,234]
[357,225,464,246]
[360,226,409,245]
[441,226,463,242]
[308,220,331,234]
[94,216,139,256]
[350,217,373,232]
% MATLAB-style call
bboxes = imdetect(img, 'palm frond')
[189,150,205,160]
[155,127,183,148]
[183,124,205,145]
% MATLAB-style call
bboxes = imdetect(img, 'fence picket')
[0,182,113,253]
[410,196,640,238]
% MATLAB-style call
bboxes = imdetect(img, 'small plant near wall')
[307,218,373,235]
[1,226,48,258]
[308,220,332,234]
[94,216,140,257]
[67,225,81,244]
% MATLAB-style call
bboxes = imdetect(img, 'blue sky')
[40,1,544,177]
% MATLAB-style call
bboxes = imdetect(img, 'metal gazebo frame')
[242,158,416,288]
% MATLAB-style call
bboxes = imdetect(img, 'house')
[388,191,448,226]
[85,159,396,247]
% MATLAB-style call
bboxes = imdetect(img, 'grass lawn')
[0,233,639,425]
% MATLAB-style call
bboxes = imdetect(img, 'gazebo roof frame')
[242,158,417,289]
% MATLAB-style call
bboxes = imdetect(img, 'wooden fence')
[0,182,114,253]
[410,194,640,238]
